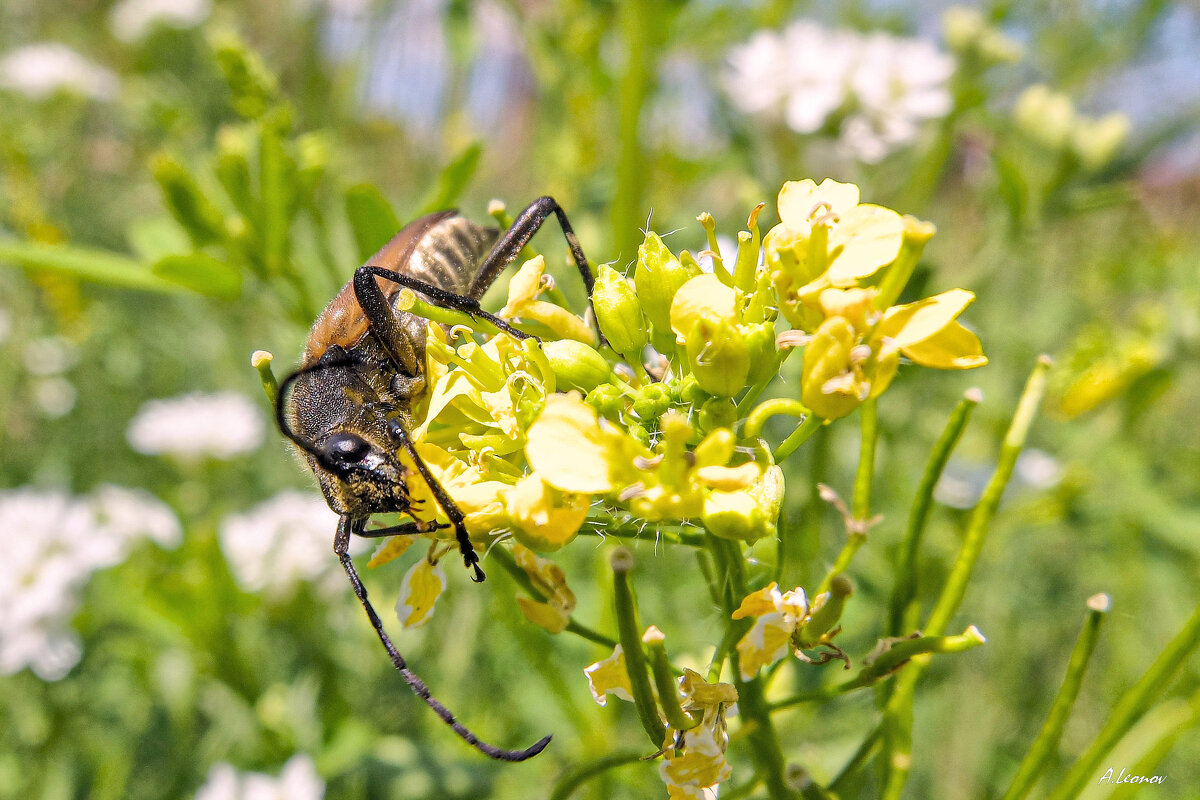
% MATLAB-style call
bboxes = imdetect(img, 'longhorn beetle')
[275,198,599,761]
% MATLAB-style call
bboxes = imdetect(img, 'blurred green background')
[2,0,1199,798]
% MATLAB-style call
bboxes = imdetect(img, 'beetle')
[274,197,599,761]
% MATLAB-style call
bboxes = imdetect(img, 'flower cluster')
[723,20,955,163]
[193,754,324,800]
[0,485,181,680]
[127,391,266,461]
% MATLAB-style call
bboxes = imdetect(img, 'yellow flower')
[506,473,589,551]
[511,543,577,633]
[732,582,812,680]
[395,556,446,628]
[500,255,595,344]
[872,288,988,369]
[765,178,905,329]
[660,669,738,800]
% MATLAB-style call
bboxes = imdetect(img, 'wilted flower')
[0,43,119,101]
[193,754,324,800]
[109,0,212,43]
[217,491,342,600]
[127,391,266,460]
[723,21,955,163]
[0,486,180,680]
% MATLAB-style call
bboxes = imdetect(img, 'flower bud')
[670,274,737,343]
[635,232,697,345]
[698,397,737,433]
[743,322,780,387]
[686,317,751,398]
[703,465,784,541]
[1071,113,1129,172]
[593,264,648,356]
[800,316,860,420]
[542,339,614,393]
[1014,85,1075,151]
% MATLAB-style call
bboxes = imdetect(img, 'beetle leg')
[356,265,534,342]
[468,196,608,348]
[334,515,552,761]
[384,416,486,584]
[354,519,450,538]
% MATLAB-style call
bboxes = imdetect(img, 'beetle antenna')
[335,516,551,761]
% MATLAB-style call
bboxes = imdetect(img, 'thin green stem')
[610,0,659,262]
[880,356,1052,800]
[578,511,707,547]
[773,414,823,463]
[611,548,667,747]
[548,751,648,800]
[645,633,699,732]
[1046,596,1200,800]
[851,398,878,520]
[742,397,808,439]
[829,725,881,795]
[886,389,980,638]
[1002,595,1111,800]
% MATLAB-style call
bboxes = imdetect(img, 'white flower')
[722,21,955,163]
[0,43,119,101]
[218,491,342,600]
[194,755,324,800]
[0,485,181,680]
[109,0,212,42]
[31,377,77,419]
[127,391,266,461]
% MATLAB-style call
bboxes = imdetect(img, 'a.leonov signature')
[1098,767,1166,785]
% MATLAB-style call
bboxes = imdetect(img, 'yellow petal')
[526,395,619,493]
[395,558,446,628]
[877,288,976,349]
[826,204,905,285]
[670,274,737,344]
[512,542,576,609]
[520,299,596,344]
[501,255,546,317]
[516,597,570,634]
[735,612,795,679]
[695,462,761,491]
[584,645,634,706]
[777,178,860,230]
[731,583,781,619]
[367,535,417,569]
[900,320,988,369]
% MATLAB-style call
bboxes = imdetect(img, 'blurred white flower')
[722,21,955,163]
[21,336,79,376]
[0,485,181,681]
[0,43,119,101]
[31,377,78,419]
[194,755,324,800]
[127,391,266,460]
[219,491,342,600]
[109,0,212,43]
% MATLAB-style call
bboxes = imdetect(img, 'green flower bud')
[678,374,709,406]
[626,421,651,447]
[1071,113,1129,172]
[800,575,853,644]
[698,397,737,433]
[151,155,227,247]
[743,322,780,387]
[585,384,623,419]
[703,465,784,541]
[1014,85,1075,152]
[635,232,696,346]
[542,339,614,393]
[632,383,672,420]
[686,317,751,398]
[593,264,648,356]
[800,316,859,420]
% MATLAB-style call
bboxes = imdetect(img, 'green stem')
[880,356,1052,800]
[773,414,823,463]
[829,725,881,796]
[611,548,667,747]
[611,0,658,262]
[645,632,699,732]
[851,398,878,520]
[1046,596,1200,800]
[885,389,980,638]
[709,537,799,800]
[742,397,808,439]
[579,512,707,547]
[1002,594,1111,800]
[548,751,648,800]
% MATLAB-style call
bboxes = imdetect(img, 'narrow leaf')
[0,241,180,293]
[417,142,483,215]
[345,183,401,262]
[152,253,243,300]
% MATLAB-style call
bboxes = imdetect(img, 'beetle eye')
[325,432,370,463]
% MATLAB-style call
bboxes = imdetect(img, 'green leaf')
[0,240,181,293]
[345,183,401,262]
[152,155,227,247]
[417,141,483,215]
[125,217,191,263]
[258,115,295,275]
[152,253,243,300]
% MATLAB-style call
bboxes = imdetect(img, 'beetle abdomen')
[303,212,498,365]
